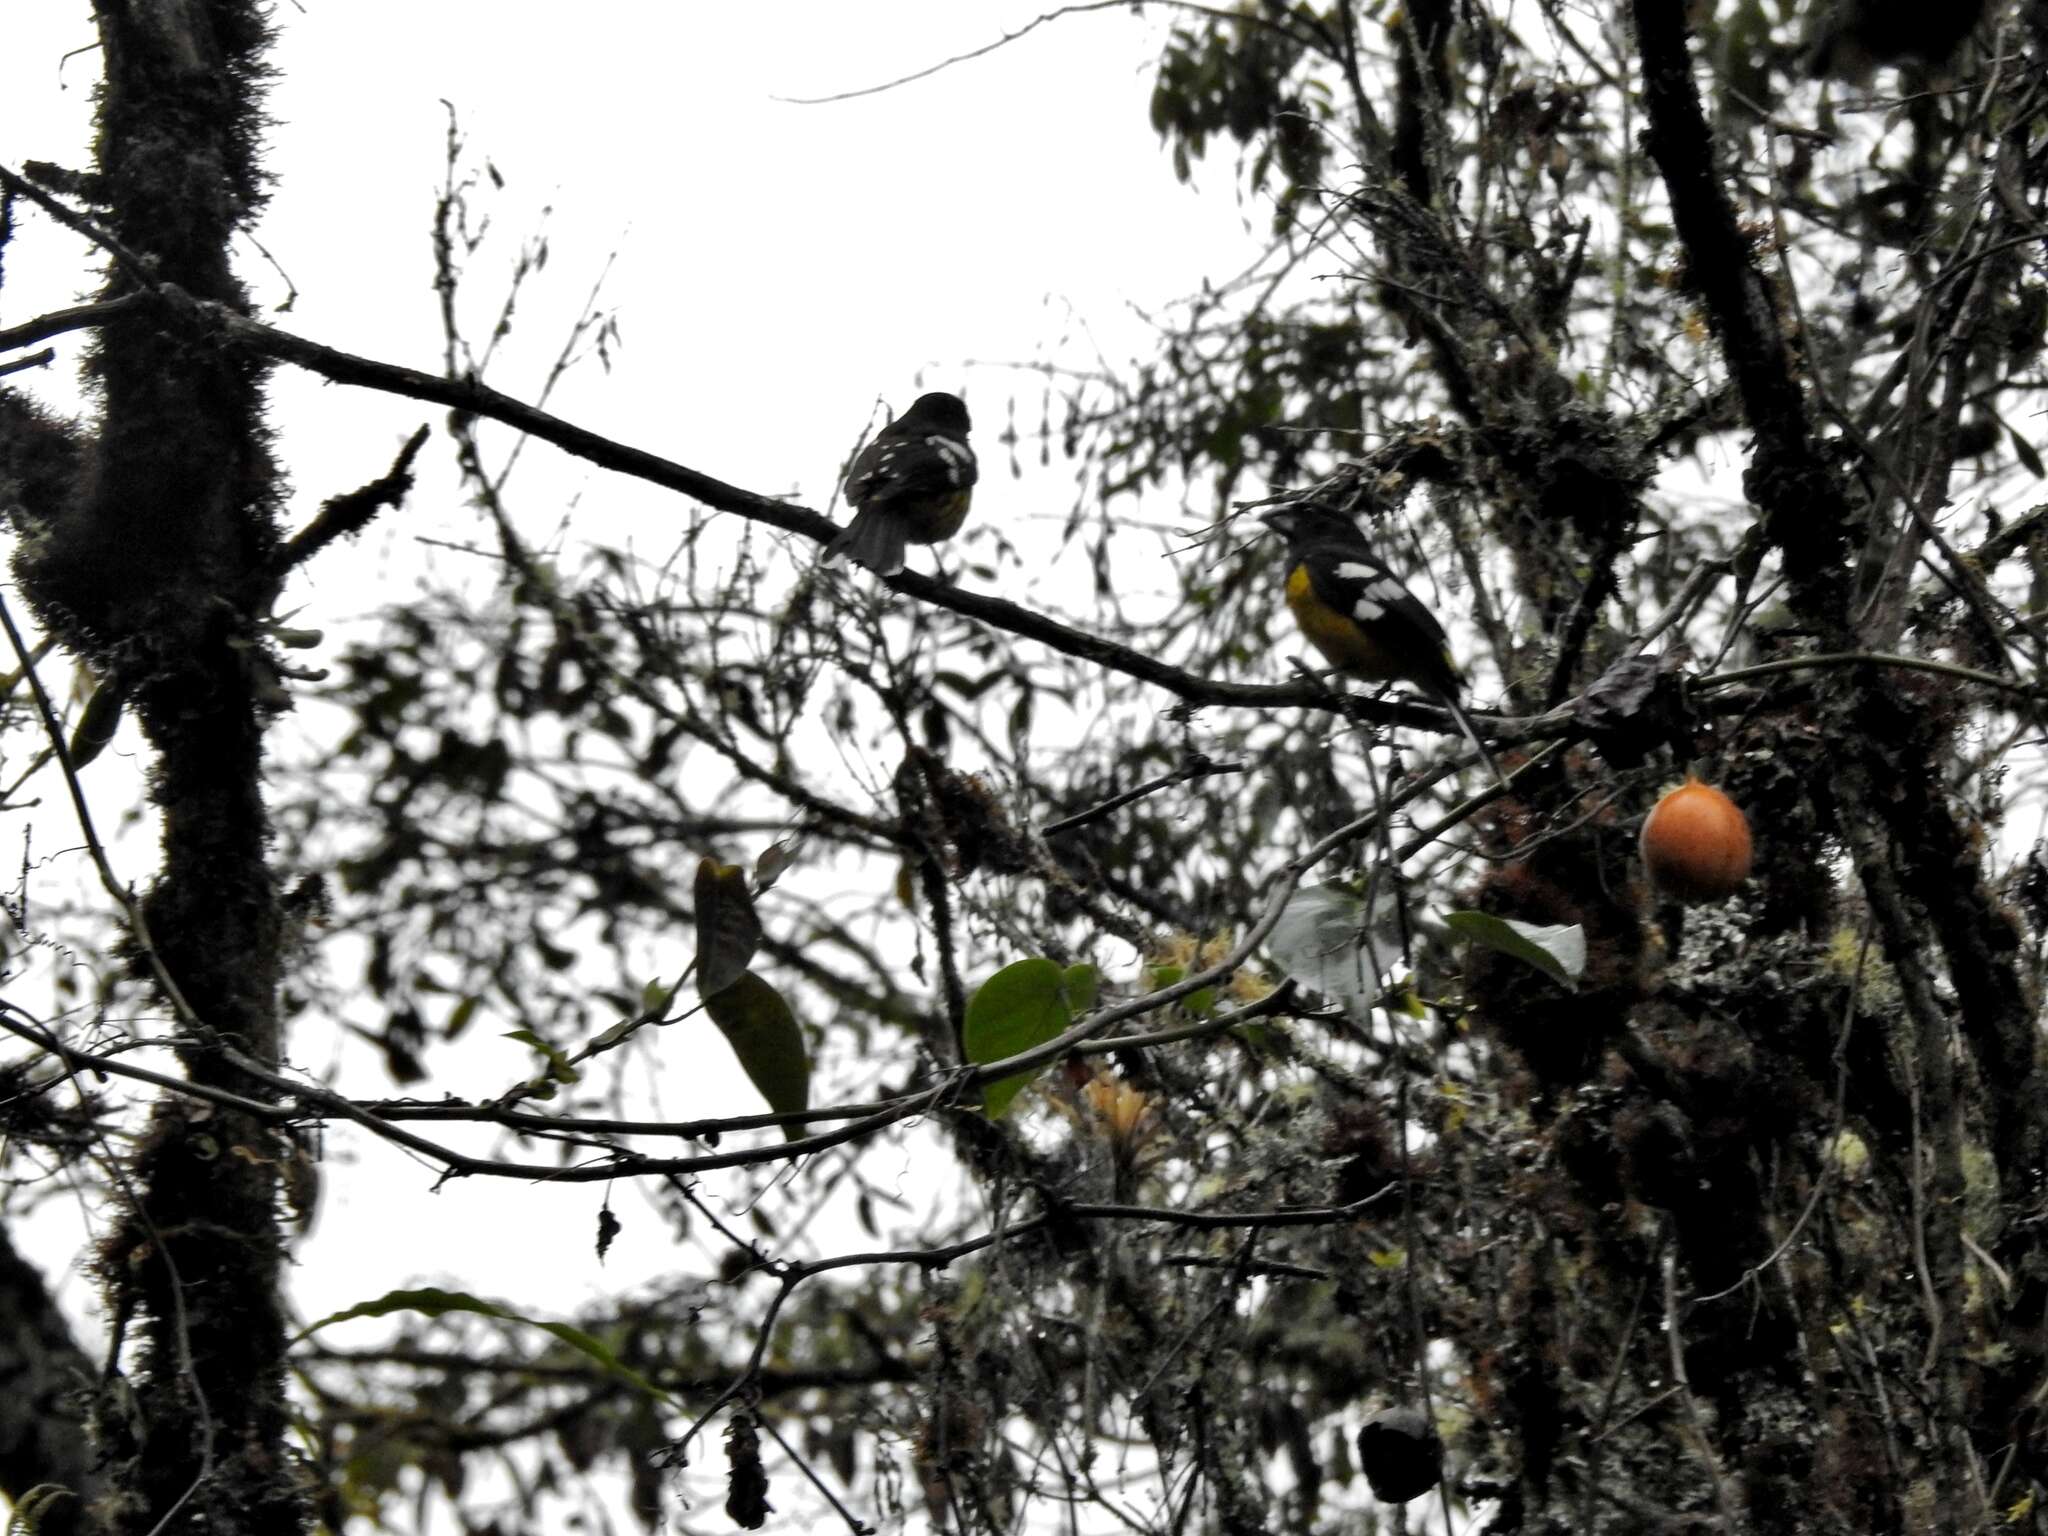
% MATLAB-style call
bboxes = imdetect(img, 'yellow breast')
[1285,563,1402,681]
[908,488,972,545]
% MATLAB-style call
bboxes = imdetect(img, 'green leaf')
[444,995,480,1040]
[504,1028,581,1084]
[7,1484,75,1535]
[1148,959,1214,1017]
[1443,911,1586,991]
[640,976,678,1016]
[66,677,125,769]
[964,958,1085,1117]
[295,1286,673,1405]
[2012,426,2044,479]
[1265,883,1402,1021]
[694,858,762,1000]
[1062,963,1099,1012]
[703,970,810,1138]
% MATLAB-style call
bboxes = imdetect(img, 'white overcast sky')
[1,4,1267,1335]
[6,2,1248,534]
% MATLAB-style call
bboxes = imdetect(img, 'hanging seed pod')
[1357,1405,1443,1504]
[1640,776,1752,903]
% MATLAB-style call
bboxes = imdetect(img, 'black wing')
[846,433,977,512]
[1301,540,1452,653]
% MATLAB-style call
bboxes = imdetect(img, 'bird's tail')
[825,510,909,576]
[1439,691,1513,796]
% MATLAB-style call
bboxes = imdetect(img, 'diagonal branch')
[0,279,1562,752]
[273,424,432,578]
[135,283,1508,728]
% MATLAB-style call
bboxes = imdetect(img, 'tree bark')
[23,3,303,1531]
[0,1222,102,1536]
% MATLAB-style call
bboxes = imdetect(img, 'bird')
[826,392,978,576]
[1260,501,1508,789]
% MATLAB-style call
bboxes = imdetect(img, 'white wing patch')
[929,435,974,486]
[1333,560,1411,622]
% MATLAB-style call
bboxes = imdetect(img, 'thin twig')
[0,591,206,1032]
[0,294,147,354]
[1663,1242,1738,1527]
[1041,755,1247,837]
[773,1,1325,106]
[1703,650,2043,700]
[0,347,55,377]
[273,424,431,577]
[0,163,157,285]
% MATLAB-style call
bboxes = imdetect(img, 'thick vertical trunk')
[1627,5,2042,1529]
[72,4,296,1531]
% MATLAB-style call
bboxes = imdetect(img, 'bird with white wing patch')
[826,391,978,577]
[1260,501,1509,791]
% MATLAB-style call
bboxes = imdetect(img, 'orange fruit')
[1640,776,1752,903]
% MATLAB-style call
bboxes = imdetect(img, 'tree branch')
[1629,1,1855,619]
[273,424,432,577]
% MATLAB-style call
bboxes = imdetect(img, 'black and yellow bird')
[826,392,978,576]
[1261,501,1508,788]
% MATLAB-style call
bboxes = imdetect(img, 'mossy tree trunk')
[10,4,301,1532]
